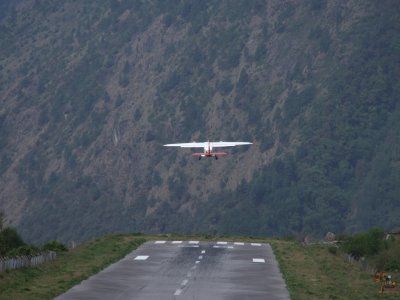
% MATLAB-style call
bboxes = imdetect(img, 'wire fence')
[0,251,56,272]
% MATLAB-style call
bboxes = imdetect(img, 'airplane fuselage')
[191,142,227,159]
[163,140,252,160]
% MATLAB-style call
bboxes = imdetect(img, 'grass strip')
[0,234,146,300]
[271,240,398,300]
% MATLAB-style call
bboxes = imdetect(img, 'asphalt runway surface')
[56,240,290,300]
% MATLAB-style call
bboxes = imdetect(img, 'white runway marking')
[253,258,265,263]
[217,241,227,245]
[198,255,203,259]
[213,245,234,249]
[189,241,199,244]
[234,242,245,245]
[154,241,166,244]
[181,279,189,286]
[174,289,183,296]
[134,256,149,261]
[201,250,206,254]
[172,241,182,244]
[179,245,200,248]
[251,243,262,246]
[195,260,200,264]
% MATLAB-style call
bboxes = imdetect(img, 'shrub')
[342,228,384,259]
[0,227,25,256]
[7,245,40,257]
[42,240,68,253]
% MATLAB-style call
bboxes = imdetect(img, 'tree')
[343,228,384,259]
[0,227,25,256]
[0,210,4,230]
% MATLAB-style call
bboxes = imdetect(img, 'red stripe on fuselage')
[192,152,227,157]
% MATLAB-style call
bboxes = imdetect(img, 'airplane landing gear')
[215,156,218,160]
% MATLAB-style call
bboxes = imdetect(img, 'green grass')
[271,240,399,300]
[0,234,398,299]
[0,234,146,300]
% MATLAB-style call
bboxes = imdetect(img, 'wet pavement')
[56,240,290,300]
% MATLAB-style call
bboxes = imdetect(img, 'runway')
[56,240,290,299]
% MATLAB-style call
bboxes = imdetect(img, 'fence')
[344,254,377,274]
[0,251,56,272]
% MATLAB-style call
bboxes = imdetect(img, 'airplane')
[163,141,252,160]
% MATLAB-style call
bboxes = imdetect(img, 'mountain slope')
[0,0,399,243]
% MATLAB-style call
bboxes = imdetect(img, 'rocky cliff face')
[0,0,399,243]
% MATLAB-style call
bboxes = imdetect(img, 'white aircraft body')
[164,141,252,160]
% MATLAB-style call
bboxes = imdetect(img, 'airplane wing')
[210,141,252,148]
[163,141,252,148]
[163,142,205,148]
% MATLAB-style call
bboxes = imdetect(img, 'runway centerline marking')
[234,242,245,245]
[181,279,189,286]
[251,243,262,246]
[201,250,206,254]
[172,241,182,244]
[217,241,227,245]
[253,258,265,263]
[213,245,234,249]
[189,241,199,244]
[174,288,183,296]
[134,255,149,261]
[154,241,166,244]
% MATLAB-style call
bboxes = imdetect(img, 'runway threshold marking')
[234,242,245,245]
[213,245,234,249]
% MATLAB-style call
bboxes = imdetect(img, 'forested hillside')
[0,0,399,243]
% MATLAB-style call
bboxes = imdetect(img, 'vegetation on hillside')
[0,0,399,243]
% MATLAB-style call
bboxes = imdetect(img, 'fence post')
[0,251,57,272]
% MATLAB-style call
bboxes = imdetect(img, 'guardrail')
[0,251,56,272]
